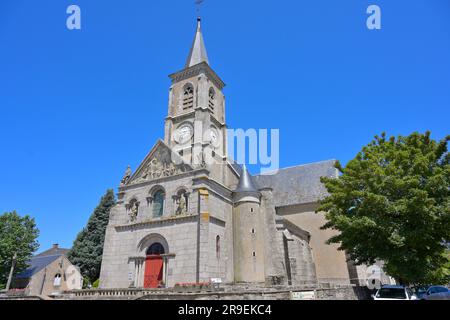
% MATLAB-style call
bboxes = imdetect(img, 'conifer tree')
[68,189,116,284]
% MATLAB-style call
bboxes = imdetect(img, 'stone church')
[99,18,354,289]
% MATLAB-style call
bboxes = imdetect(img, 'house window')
[54,274,62,287]
[152,190,165,217]
[183,84,194,109]
[216,235,221,259]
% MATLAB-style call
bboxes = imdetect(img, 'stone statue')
[120,166,132,185]
[134,157,187,184]
[195,151,206,168]
[129,201,139,222]
[151,158,163,179]
[176,195,187,216]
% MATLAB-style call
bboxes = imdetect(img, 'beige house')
[13,244,83,296]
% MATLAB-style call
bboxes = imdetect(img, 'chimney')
[52,243,59,249]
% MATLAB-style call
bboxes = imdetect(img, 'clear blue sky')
[1,0,449,253]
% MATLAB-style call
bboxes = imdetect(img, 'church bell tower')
[164,18,227,169]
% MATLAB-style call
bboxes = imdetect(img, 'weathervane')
[195,0,204,16]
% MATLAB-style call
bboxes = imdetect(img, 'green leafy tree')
[67,189,116,285]
[0,211,40,289]
[318,132,450,285]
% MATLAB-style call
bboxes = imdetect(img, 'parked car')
[372,285,417,300]
[412,286,430,300]
[420,286,450,300]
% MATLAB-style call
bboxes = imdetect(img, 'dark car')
[421,286,450,300]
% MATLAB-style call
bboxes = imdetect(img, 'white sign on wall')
[291,291,315,300]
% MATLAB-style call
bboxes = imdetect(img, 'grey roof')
[35,247,69,258]
[234,165,259,193]
[15,245,69,279]
[185,18,209,68]
[253,160,338,206]
[15,255,62,279]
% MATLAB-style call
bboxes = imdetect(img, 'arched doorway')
[144,243,165,288]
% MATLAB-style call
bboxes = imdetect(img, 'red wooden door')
[144,255,163,288]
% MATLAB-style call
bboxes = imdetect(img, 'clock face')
[209,127,220,147]
[176,125,193,144]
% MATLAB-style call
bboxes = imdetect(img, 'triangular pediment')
[127,140,193,185]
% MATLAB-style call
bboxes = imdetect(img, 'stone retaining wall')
[61,284,371,300]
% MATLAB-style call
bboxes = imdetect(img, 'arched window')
[147,242,165,256]
[183,84,194,110]
[54,273,62,287]
[216,235,220,259]
[208,87,215,110]
[152,190,165,218]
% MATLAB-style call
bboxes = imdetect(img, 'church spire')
[185,17,209,68]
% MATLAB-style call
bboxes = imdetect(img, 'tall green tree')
[0,211,40,289]
[318,132,450,285]
[67,189,116,284]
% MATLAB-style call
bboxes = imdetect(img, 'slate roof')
[15,245,70,279]
[234,165,259,193]
[35,247,70,258]
[185,18,209,68]
[15,255,62,279]
[253,160,338,207]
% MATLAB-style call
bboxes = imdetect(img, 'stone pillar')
[197,188,210,283]
[134,259,144,288]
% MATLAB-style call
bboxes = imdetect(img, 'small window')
[54,274,62,287]
[251,228,255,234]
[252,251,256,257]
[216,235,221,259]
[250,208,254,213]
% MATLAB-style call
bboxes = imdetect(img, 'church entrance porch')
[144,243,165,288]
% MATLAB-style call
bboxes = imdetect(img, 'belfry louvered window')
[183,84,194,109]
[208,87,215,110]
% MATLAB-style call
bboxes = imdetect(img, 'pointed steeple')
[185,17,209,68]
[234,165,259,193]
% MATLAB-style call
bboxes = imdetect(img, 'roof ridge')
[255,159,337,177]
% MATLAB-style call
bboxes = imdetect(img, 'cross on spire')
[195,0,204,15]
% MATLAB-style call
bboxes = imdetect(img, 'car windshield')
[417,289,426,293]
[376,288,407,299]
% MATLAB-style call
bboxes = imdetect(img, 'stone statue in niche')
[195,150,207,168]
[176,194,187,216]
[129,201,139,222]
[120,166,132,185]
